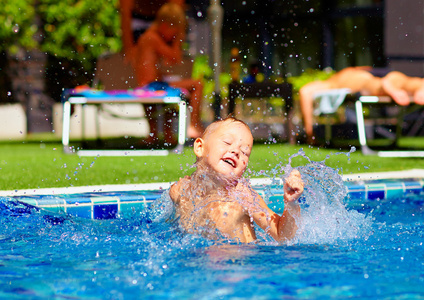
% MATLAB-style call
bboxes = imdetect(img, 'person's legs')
[299,80,333,143]
[170,79,204,138]
[414,86,424,105]
[381,71,411,106]
[404,76,424,105]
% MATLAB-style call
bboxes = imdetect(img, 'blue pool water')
[1,164,424,299]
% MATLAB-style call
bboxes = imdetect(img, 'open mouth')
[223,158,236,168]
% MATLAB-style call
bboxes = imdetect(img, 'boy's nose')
[231,148,240,157]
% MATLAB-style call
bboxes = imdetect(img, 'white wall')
[0,104,27,140]
[52,103,149,139]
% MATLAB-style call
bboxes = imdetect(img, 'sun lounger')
[61,84,187,156]
[313,90,424,157]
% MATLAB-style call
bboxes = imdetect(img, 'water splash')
[280,148,373,246]
[2,147,372,248]
[150,147,373,246]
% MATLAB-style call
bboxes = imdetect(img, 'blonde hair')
[201,117,251,141]
[155,3,186,29]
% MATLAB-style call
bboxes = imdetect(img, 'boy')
[134,3,204,141]
[169,117,304,243]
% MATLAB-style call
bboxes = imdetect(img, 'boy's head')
[193,117,253,180]
[155,3,186,42]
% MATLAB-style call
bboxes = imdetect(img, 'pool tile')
[41,206,66,214]
[64,197,91,205]
[144,194,162,200]
[119,202,147,216]
[365,184,387,200]
[346,184,366,199]
[367,190,385,200]
[385,189,404,199]
[120,195,146,202]
[67,206,92,219]
[383,182,404,199]
[91,196,120,205]
[348,191,366,199]
[18,198,38,206]
[404,181,423,195]
[94,204,118,219]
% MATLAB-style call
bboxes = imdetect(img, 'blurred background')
[0,0,422,136]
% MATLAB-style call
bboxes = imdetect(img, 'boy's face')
[195,121,253,180]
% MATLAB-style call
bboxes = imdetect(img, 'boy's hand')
[283,170,304,204]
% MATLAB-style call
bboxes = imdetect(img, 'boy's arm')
[249,170,303,242]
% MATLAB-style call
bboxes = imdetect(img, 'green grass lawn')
[1,134,423,190]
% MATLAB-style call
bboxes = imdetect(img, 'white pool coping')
[1,169,424,197]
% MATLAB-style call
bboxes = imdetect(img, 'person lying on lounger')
[299,67,424,144]
[381,71,424,106]
[168,117,304,243]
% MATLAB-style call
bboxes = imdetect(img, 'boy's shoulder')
[169,175,191,203]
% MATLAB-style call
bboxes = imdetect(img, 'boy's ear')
[193,138,205,158]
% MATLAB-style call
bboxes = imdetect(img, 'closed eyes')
[222,139,250,156]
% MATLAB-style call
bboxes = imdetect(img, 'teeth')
[224,159,235,167]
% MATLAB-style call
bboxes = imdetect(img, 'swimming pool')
[1,167,423,299]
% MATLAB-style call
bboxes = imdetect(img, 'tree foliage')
[0,0,122,65]
[38,0,122,67]
[0,0,38,53]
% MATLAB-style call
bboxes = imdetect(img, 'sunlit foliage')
[0,0,38,53]
[38,0,121,67]
[0,0,122,66]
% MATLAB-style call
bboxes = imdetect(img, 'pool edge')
[1,168,424,197]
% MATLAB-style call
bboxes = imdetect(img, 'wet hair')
[155,3,186,29]
[201,116,251,141]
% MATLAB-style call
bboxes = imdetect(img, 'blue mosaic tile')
[144,194,163,200]
[346,184,366,199]
[365,184,387,200]
[386,189,404,199]
[403,181,423,195]
[17,198,38,206]
[67,206,92,219]
[367,190,385,200]
[119,202,147,217]
[348,191,366,200]
[120,195,146,202]
[41,206,66,214]
[37,199,66,206]
[64,197,91,205]
[92,196,120,205]
[94,204,118,219]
